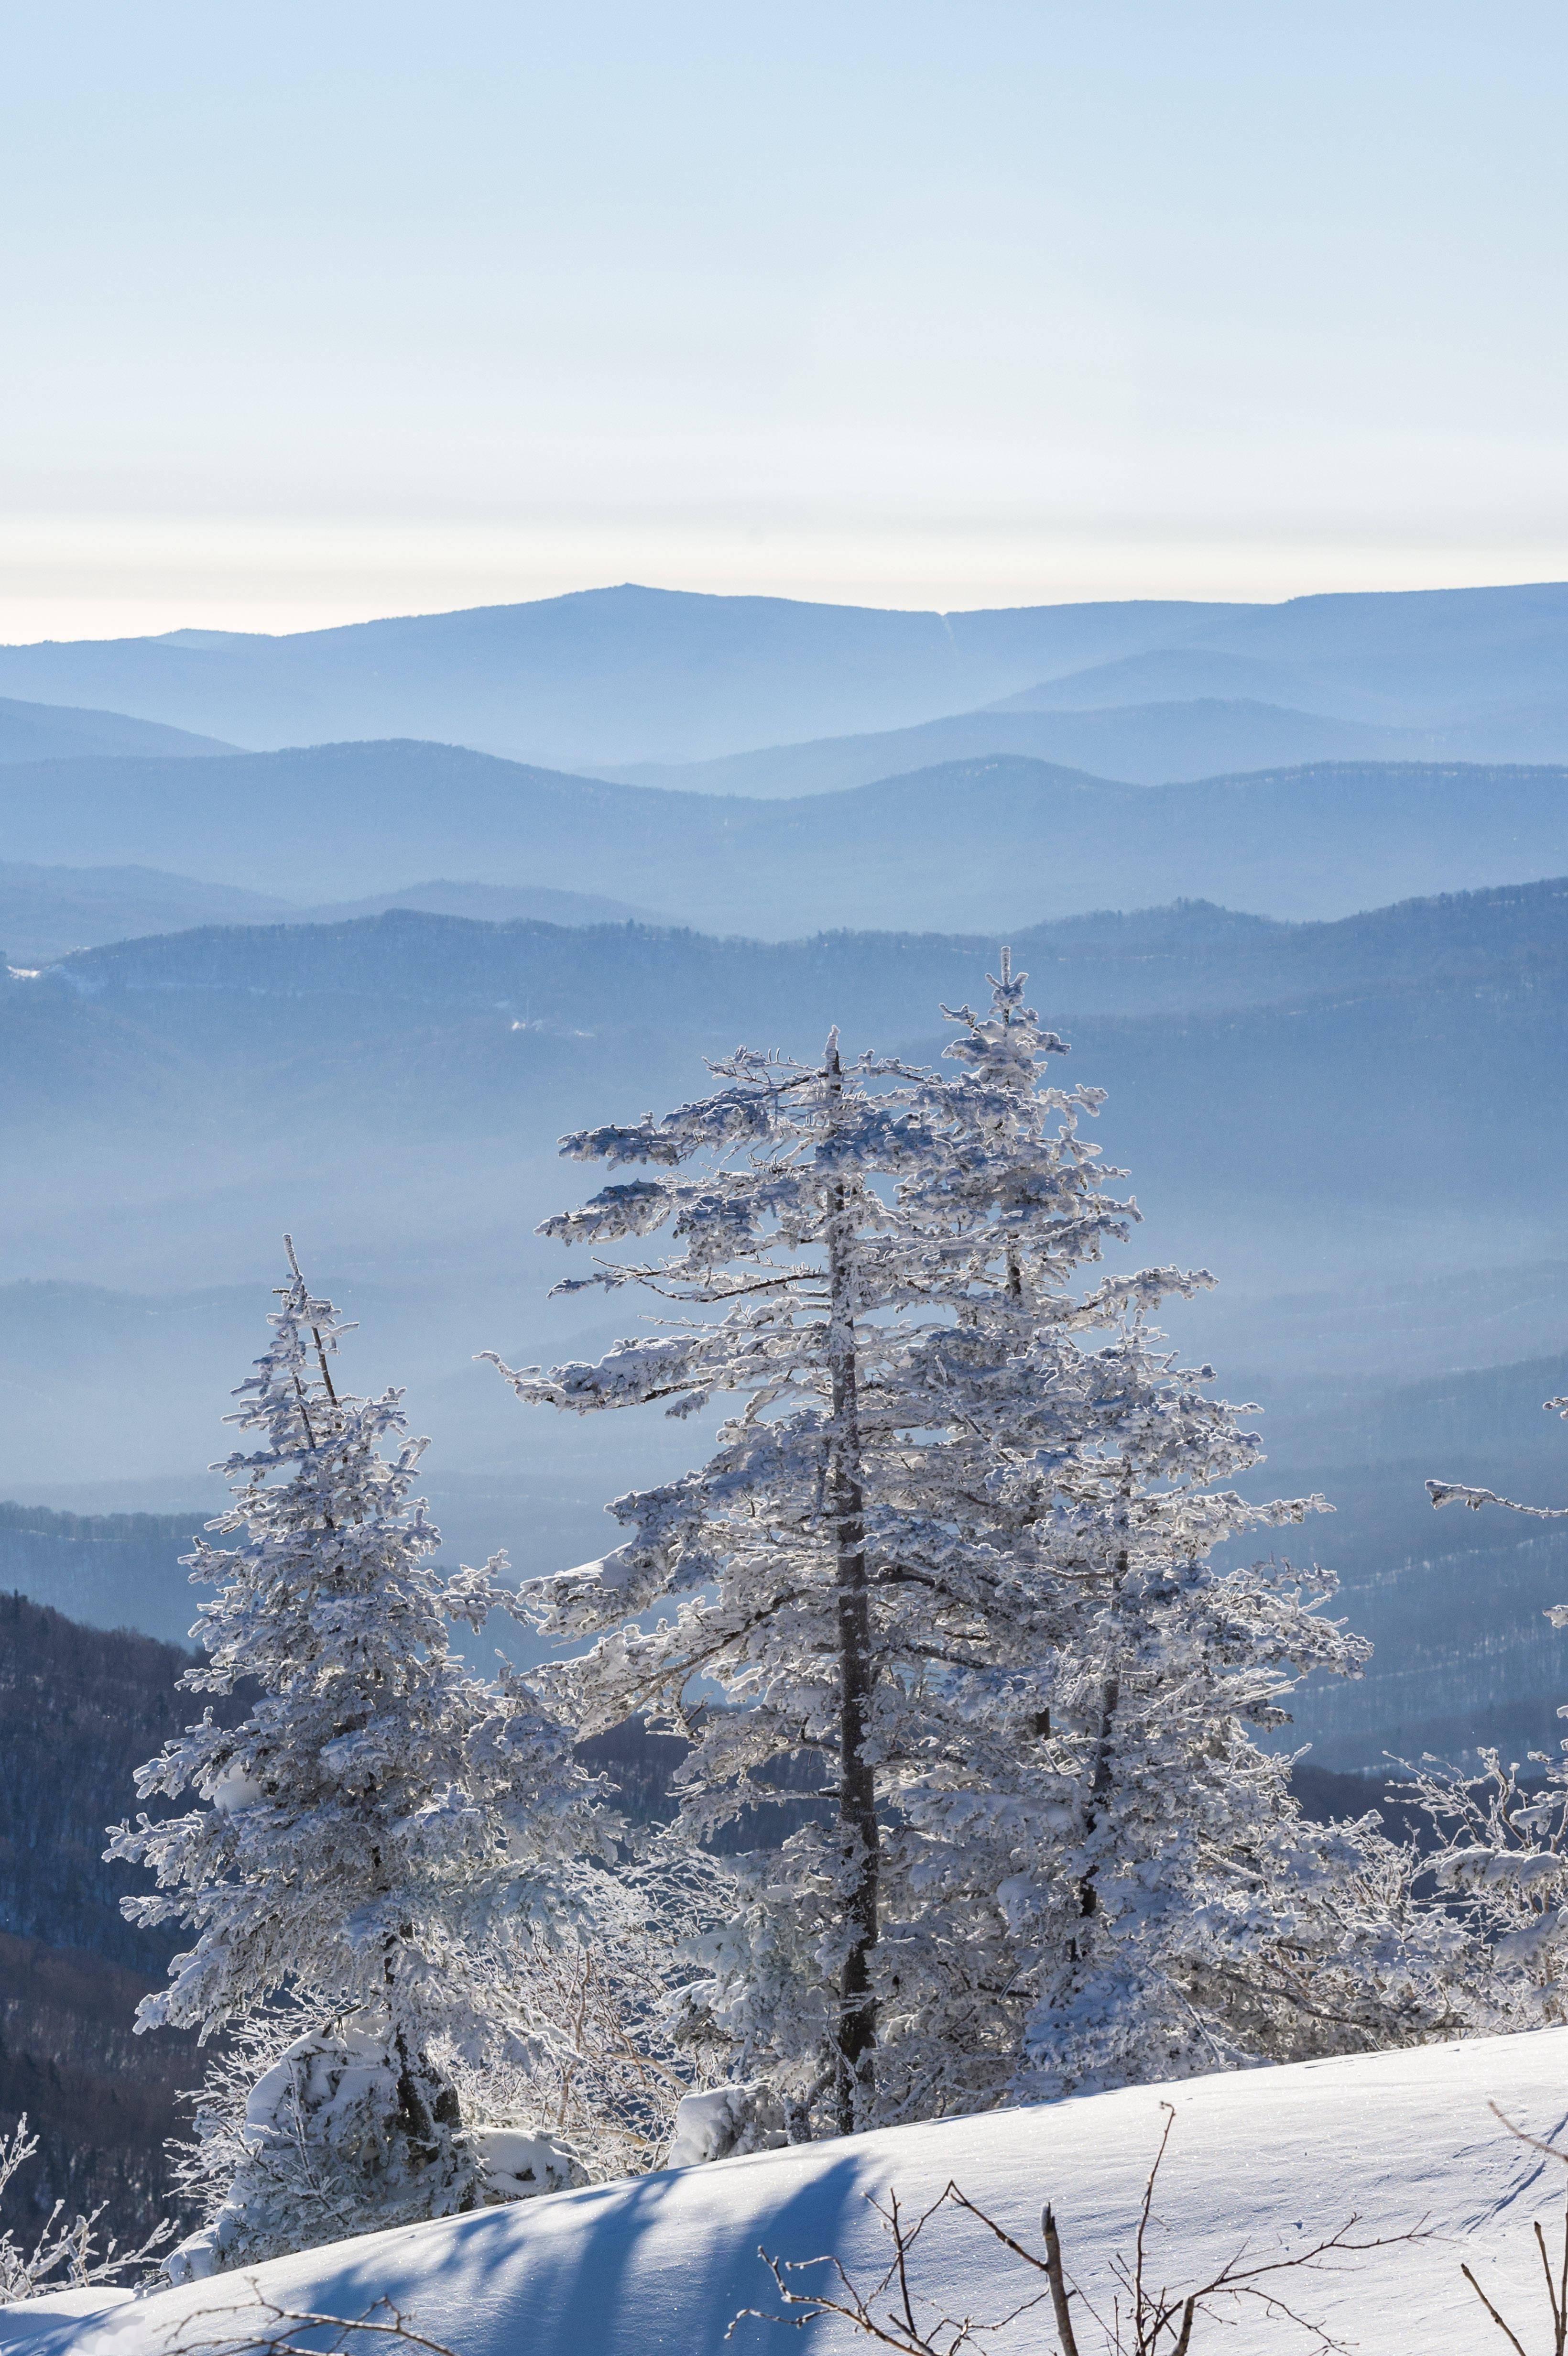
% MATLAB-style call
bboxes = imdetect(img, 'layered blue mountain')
[0,693,231,764]
[20,883,1568,1294]
[7,740,1568,929]
[0,864,663,966]
[0,588,1243,765]
[601,699,1423,796]
[606,689,1568,797]
[46,873,1568,1030]
[991,648,1348,714]
[4,578,1568,769]
[9,881,1568,1283]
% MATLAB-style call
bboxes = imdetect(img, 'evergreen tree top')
[187,1236,512,1699]
[520,957,1139,1312]
[938,945,1068,1088]
[112,1244,610,2047]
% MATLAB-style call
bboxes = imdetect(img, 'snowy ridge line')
[8,2029,1568,2356]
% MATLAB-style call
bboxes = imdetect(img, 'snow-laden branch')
[1428,1478,1568,1518]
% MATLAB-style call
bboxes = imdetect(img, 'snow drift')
[7,2029,1568,2356]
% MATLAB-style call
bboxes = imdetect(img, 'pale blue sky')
[2,2,1566,636]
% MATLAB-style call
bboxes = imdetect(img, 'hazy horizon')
[6,3,1568,639]
[12,570,1568,651]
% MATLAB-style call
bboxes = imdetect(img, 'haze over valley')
[5,578,1568,1777]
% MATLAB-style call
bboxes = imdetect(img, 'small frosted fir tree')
[110,1242,617,2273]
[491,958,1413,2137]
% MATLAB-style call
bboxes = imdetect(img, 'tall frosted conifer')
[494,959,1405,2134]
[112,1245,613,2266]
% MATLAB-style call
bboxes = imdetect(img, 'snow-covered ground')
[9,2030,1568,2356]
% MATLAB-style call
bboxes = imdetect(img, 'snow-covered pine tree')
[490,958,1408,2135]
[109,1242,619,2271]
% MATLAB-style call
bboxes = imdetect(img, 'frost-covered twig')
[156,2292,455,2356]
[0,2114,174,2303]
[1428,1481,1568,1518]
[1460,2105,1568,2354]
[444,1843,727,2181]
[731,2107,1428,2353]
[731,2182,1052,2353]
[1427,1394,1568,1521]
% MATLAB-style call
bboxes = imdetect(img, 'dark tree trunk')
[1077,1669,1121,1920]
[1076,1479,1132,1924]
[824,1044,879,2136]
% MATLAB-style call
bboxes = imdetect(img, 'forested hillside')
[0,1513,207,1660]
[0,1597,222,2247]
[0,1589,812,2257]
[16,884,1568,1267]
[52,870,1568,1023]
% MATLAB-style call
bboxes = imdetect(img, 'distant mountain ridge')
[3,578,1568,770]
[9,878,1563,1332]
[306,879,659,927]
[991,647,1353,715]
[606,691,1568,799]
[0,585,1242,764]
[601,697,1421,796]
[7,739,1568,931]
[0,864,293,966]
[10,873,1568,1440]
[0,692,231,764]
[46,873,1568,1034]
[0,861,663,967]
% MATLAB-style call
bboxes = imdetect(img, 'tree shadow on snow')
[321,2150,876,2356]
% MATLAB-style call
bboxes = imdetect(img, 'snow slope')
[8,2031,1568,2356]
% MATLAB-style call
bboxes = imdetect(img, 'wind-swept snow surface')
[9,2030,1568,2355]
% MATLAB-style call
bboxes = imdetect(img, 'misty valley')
[9,579,1568,2342]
